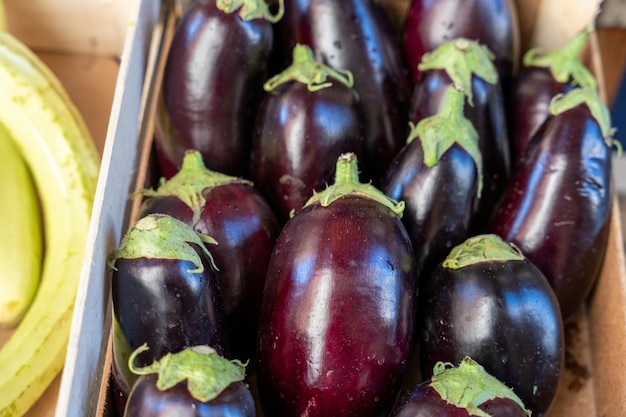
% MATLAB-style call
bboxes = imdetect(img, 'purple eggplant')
[153,0,283,178]
[137,150,280,361]
[419,234,564,417]
[256,153,416,417]
[507,24,596,163]
[381,84,480,282]
[276,0,411,183]
[250,44,365,223]
[124,345,255,416]
[403,0,520,87]
[490,87,614,319]
[107,214,228,414]
[406,39,511,231]
[390,357,531,417]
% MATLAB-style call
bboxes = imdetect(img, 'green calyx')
[138,150,251,225]
[303,153,404,218]
[216,0,284,23]
[523,22,596,89]
[128,344,247,403]
[430,357,531,417]
[418,38,498,105]
[549,86,616,148]
[264,43,354,92]
[106,214,218,273]
[442,234,524,270]
[407,85,483,197]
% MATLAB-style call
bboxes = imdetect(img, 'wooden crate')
[38,0,626,416]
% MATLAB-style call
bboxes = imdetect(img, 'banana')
[0,30,99,416]
[0,1,6,32]
[0,122,43,328]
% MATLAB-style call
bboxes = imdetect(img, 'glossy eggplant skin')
[408,69,511,230]
[419,258,564,417]
[154,0,273,178]
[111,255,228,414]
[250,81,364,223]
[124,375,255,417]
[139,184,280,361]
[380,138,477,283]
[256,196,416,417]
[403,0,520,86]
[390,384,528,417]
[489,104,613,320]
[507,67,574,164]
[276,0,411,183]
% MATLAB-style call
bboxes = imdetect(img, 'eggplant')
[124,345,255,416]
[276,0,411,183]
[390,357,530,417]
[406,39,511,231]
[250,44,365,223]
[403,0,520,87]
[490,87,614,320]
[107,214,229,414]
[137,150,280,361]
[381,84,480,282]
[256,153,416,417]
[153,0,283,178]
[507,24,595,163]
[419,234,564,417]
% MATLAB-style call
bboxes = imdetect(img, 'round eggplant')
[250,44,365,223]
[124,345,255,417]
[419,234,564,417]
[107,214,229,414]
[137,151,280,361]
[490,87,614,319]
[276,0,411,183]
[390,357,530,417]
[153,0,282,178]
[403,0,520,87]
[256,153,416,417]
[381,85,480,282]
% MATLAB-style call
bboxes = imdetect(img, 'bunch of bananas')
[0,6,100,416]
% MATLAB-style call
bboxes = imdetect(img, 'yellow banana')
[0,1,6,32]
[0,30,99,416]
[0,122,42,328]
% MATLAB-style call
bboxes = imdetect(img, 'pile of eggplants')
[108,0,619,415]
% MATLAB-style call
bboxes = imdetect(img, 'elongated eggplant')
[390,357,530,417]
[403,0,520,87]
[381,85,480,282]
[507,24,595,163]
[256,153,416,417]
[124,345,255,417]
[406,39,510,231]
[276,0,410,183]
[419,234,564,417]
[136,151,280,361]
[490,87,614,319]
[154,0,283,178]
[250,44,364,223]
[107,214,228,414]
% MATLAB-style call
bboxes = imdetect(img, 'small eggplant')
[419,234,564,417]
[276,0,411,183]
[107,214,228,414]
[381,84,481,282]
[390,357,531,417]
[153,0,283,178]
[490,87,615,319]
[256,153,416,417]
[137,150,280,361]
[508,23,595,163]
[403,0,520,87]
[250,44,365,223]
[124,344,255,417]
